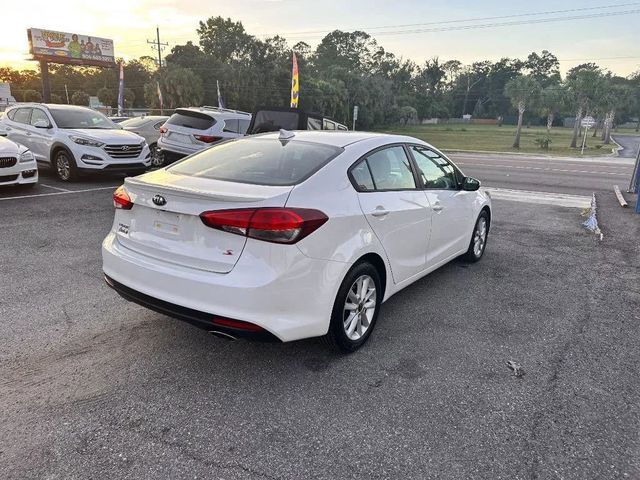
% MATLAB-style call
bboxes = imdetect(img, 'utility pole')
[147,27,168,69]
[39,60,51,103]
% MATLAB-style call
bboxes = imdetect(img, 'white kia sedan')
[102,131,491,352]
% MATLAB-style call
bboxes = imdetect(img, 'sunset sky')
[2,0,640,76]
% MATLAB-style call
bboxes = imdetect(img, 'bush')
[534,135,552,150]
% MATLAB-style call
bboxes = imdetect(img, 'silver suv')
[157,107,251,163]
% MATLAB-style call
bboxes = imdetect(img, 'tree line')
[2,16,639,148]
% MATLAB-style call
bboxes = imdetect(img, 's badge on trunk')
[152,194,167,206]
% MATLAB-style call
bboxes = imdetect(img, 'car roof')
[255,130,431,149]
[176,107,251,119]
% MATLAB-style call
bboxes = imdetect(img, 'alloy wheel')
[473,217,487,257]
[56,154,71,181]
[343,275,377,341]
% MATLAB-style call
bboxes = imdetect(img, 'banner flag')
[290,53,299,108]
[117,62,124,116]
[217,80,225,109]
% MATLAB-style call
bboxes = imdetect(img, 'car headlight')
[19,150,34,163]
[68,135,105,148]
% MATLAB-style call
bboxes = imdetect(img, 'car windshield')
[49,107,116,129]
[169,138,343,186]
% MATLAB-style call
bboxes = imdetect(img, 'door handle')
[26,132,32,136]
[372,207,390,217]
[432,204,444,212]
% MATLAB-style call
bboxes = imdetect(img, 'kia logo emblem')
[121,145,131,151]
[152,194,167,206]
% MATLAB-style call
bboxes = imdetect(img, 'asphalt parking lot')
[1,166,640,479]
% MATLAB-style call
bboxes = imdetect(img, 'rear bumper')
[102,232,349,342]
[104,274,280,341]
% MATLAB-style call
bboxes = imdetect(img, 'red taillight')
[113,185,133,210]
[194,134,222,144]
[211,317,263,332]
[199,208,328,244]
[159,126,167,134]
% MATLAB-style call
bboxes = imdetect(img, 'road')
[612,134,640,159]
[1,156,639,479]
[450,152,636,196]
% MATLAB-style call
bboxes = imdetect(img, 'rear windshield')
[167,111,215,131]
[168,138,343,186]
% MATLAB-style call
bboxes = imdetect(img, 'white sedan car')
[102,131,491,352]
[0,133,38,187]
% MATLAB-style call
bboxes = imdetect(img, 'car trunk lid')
[116,169,292,273]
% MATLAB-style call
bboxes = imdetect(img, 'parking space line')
[485,187,592,209]
[0,185,119,202]
[40,184,72,192]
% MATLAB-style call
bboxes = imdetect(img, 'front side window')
[169,138,342,186]
[30,109,49,127]
[13,108,32,125]
[365,146,416,191]
[409,146,459,190]
[48,107,115,129]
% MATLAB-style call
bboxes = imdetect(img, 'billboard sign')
[28,28,115,67]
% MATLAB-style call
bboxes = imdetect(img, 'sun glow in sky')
[2,0,640,76]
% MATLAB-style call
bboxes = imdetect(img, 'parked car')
[247,107,348,134]
[0,132,38,188]
[157,107,251,164]
[109,116,130,124]
[120,115,169,167]
[103,131,491,352]
[0,104,151,181]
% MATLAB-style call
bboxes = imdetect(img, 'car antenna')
[279,129,295,145]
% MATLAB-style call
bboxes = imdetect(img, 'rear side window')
[167,112,215,131]
[350,161,375,191]
[169,138,343,186]
[6,109,16,121]
[13,108,32,124]
[223,118,251,134]
[366,146,416,190]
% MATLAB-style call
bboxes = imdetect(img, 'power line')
[280,9,640,40]
[259,2,640,37]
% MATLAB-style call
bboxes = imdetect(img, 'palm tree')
[565,65,602,148]
[504,75,541,148]
[538,85,567,133]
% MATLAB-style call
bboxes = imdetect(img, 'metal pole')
[629,147,640,193]
[156,27,162,69]
[64,84,70,104]
[39,60,51,103]
[581,125,588,155]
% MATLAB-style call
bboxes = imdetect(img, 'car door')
[26,107,54,162]
[408,145,474,266]
[5,107,32,148]
[352,145,432,284]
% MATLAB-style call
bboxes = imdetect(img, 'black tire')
[324,262,383,353]
[53,149,78,182]
[463,210,489,263]
[149,143,164,168]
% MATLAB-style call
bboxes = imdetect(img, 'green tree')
[71,90,90,106]
[146,67,203,109]
[539,85,567,133]
[525,50,561,87]
[399,106,418,125]
[21,89,42,102]
[97,86,116,107]
[504,75,541,148]
[566,64,603,148]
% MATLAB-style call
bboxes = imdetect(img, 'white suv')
[157,107,251,164]
[0,104,151,181]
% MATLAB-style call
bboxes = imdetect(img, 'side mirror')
[462,176,481,191]
[34,120,51,129]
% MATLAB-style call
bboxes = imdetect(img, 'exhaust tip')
[209,330,237,341]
